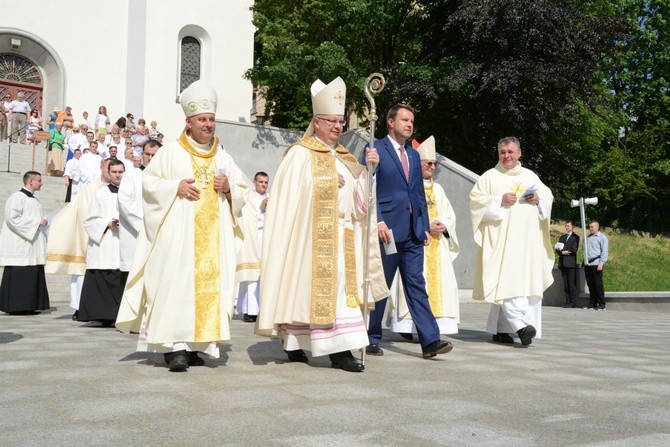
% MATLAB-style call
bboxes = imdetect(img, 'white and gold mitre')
[311,76,346,115]
[415,136,436,160]
[304,76,346,137]
[179,80,218,117]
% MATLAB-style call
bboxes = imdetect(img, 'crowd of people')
[0,78,608,373]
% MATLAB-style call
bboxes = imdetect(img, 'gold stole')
[178,131,221,341]
[424,180,443,317]
[294,137,358,325]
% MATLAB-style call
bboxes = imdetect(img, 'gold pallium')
[424,180,443,317]
[180,132,221,341]
[295,137,358,325]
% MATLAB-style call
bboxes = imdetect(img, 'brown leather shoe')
[422,341,454,359]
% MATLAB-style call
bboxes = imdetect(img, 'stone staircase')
[0,140,71,303]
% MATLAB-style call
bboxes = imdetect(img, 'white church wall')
[0,0,254,140]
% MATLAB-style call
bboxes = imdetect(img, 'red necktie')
[399,146,409,181]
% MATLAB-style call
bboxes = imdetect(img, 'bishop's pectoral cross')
[194,165,214,188]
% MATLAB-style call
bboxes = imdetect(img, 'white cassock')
[118,167,143,272]
[257,137,388,357]
[470,162,554,337]
[115,136,249,358]
[388,179,460,335]
[64,158,81,199]
[235,190,267,316]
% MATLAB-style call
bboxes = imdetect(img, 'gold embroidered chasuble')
[424,180,444,317]
[298,137,359,325]
[178,132,221,341]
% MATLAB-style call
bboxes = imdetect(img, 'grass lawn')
[550,223,670,292]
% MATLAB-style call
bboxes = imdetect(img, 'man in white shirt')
[64,149,83,202]
[121,146,134,171]
[78,141,103,187]
[96,133,109,158]
[67,125,87,158]
[8,92,31,144]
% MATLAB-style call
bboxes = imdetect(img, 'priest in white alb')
[387,136,461,336]
[470,136,554,347]
[257,77,388,372]
[116,80,249,372]
[234,171,269,323]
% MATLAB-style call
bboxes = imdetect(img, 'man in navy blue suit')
[365,104,453,359]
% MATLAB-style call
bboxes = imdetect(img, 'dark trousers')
[560,267,578,306]
[584,265,606,308]
[368,238,440,349]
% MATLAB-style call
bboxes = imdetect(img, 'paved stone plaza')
[0,143,668,445]
[1,298,668,447]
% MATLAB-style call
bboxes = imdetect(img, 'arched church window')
[180,36,201,93]
[0,54,42,86]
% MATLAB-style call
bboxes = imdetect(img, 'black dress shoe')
[366,344,383,356]
[101,320,115,328]
[422,340,454,359]
[284,349,308,363]
[492,333,515,344]
[517,325,536,347]
[329,351,364,372]
[399,332,414,341]
[8,310,41,315]
[72,310,79,321]
[165,351,189,372]
[188,351,205,366]
[243,314,257,323]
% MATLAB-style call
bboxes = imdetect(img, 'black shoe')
[422,340,454,359]
[399,332,414,341]
[243,314,257,323]
[329,351,364,372]
[366,344,383,356]
[188,351,205,366]
[165,351,189,372]
[8,310,41,315]
[492,333,514,344]
[101,320,115,328]
[72,310,79,321]
[517,325,536,347]
[284,349,308,363]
